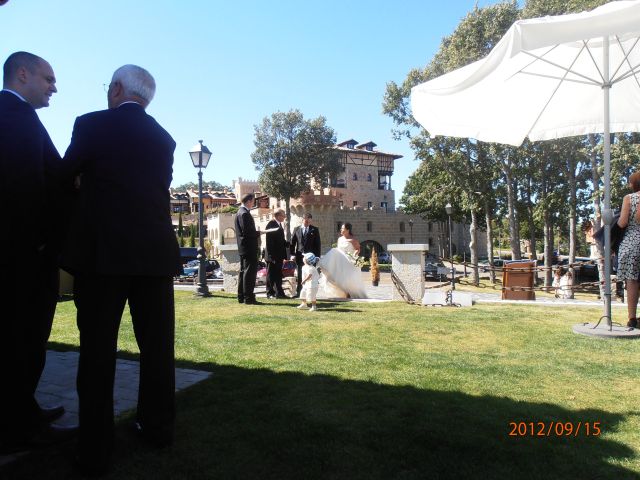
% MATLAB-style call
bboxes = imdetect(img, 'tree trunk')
[505,171,521,260]
[470,209,479,285]
[567,154,577,274]
[485,202,496,284]
[526,176,537,260]
[543,211,554,288]
[284,198,292,242]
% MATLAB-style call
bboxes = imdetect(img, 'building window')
[429,237,433,247]
[381,201,388,211]
[399,222,405,232]
[400,237,405,244]
[367,201,372,209]
[339,200,344,208]
[353,201,358,207]
[428,222,433,232]
[367,221,372,232]
[337,222,342,233]
[367,173,372,182]
[352,173,358,181]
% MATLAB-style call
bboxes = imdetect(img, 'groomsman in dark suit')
[290,212,321,297]
[235,193,263,304]
[0,51,77,452]
[265,209,288,298]
[61,64,180,475]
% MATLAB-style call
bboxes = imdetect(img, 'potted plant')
[370,249,380,286]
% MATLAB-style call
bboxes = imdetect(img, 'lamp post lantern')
[190,140,212,297]
[408,218,414,243]
[445,203,455,291]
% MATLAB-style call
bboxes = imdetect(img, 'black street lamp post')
[190,140,212,297]
[445,203,455,291]
[409,218,414,243]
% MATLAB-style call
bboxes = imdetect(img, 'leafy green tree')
[521,0,608,18]
[385,3,518,282]
[173,180,230,192]
[188,223,197,248]
[251,109,341,239]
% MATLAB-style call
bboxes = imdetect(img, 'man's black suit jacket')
[0,91,63,263]
[61,103,180,276]
[264,219,287,262]
[235,205,259,257]
[290,224,321,260]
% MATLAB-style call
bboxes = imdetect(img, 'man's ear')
[16,66,28,84]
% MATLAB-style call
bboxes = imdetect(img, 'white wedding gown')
[318,237,368,299]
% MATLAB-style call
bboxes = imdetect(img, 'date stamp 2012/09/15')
[508,421,601,437]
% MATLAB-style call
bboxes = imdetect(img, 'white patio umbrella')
[411,0,640,328]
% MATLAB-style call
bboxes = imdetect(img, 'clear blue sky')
[1,0,497,198]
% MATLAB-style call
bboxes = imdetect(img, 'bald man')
[62,64,180,475]
[0,51,76,453]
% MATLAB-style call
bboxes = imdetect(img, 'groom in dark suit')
[290,212,321,297]
[235,193,262,304]
[61,64,180,475]
[0,51,77,452]
[265,209,288,298]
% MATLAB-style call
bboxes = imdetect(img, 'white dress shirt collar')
[2,89,27,102]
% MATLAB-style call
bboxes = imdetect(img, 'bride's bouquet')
[345,251,365,267]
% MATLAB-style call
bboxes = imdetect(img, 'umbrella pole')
[603,36,613,330]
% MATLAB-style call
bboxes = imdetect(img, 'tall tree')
[173,180,230,192]
[385,3,519,271]
[251,109,341,239]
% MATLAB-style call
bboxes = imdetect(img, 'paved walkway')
[1,351,211,467]
[36,351,211,427]
[177,272,623,307]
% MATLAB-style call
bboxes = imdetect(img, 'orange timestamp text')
[508,421,601,437]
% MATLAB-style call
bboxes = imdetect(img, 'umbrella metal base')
[573,321,640,339]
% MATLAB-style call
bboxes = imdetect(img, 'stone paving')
[35,350,212,427]
[0,351,211,468]
[177,271,624,307]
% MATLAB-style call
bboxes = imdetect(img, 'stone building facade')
[207,140,488,259]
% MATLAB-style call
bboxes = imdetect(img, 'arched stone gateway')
[360,240,384,259]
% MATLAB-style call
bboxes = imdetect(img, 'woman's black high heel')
[627,318,638,328]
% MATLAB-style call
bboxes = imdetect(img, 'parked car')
[559,257,599,281]
[424,254,447,281]
[478,257,504,273]
[183,259,222,279]
[377,251,391,263]
[179,247,199,264]
[256,260,297,286]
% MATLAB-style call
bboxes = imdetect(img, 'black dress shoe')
[244,299,262,305]
[238,298,245,304]
[275,294,288,299]
[628,318,638,328]
[39,405,65,423]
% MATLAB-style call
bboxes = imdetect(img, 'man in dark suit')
[290,212,321,297]
[235,193,263,304]
[61,64,180,475]
[265,209,288,298]
[0,51,76,452]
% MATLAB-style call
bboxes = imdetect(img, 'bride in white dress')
[319,223,368,299]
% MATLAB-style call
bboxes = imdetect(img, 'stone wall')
[208,206,488,261]
[334,163,396,210]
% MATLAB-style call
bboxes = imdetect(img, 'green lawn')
[6,292,640,479]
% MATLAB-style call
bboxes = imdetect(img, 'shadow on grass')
[4,351,639,480]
